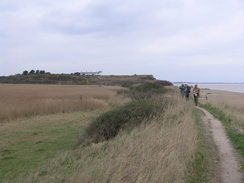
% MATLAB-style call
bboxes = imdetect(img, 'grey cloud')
[1,0,244,82]
[41,2,139,36]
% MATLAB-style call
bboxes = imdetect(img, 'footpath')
[198,107,243,183]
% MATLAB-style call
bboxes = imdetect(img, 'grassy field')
[0,84,130,182]
[0,84,130,123]
[0,84,216,182]
[0,111,99,181]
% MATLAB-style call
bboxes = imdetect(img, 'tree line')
[22,70,50,75]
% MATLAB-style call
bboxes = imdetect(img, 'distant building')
[81,71,102,76]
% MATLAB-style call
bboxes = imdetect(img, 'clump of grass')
[77,97,170,146]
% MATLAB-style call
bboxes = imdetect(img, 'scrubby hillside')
[0,74,172,87]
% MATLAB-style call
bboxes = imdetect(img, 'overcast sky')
[1,0,244,82]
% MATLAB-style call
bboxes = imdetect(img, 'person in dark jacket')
[179,84,186,98]
[185,84,191,100]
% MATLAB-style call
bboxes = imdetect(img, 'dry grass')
[208,103,244,134]
[0,84,130,123]
[202,91,244,163]
[14,92,199,183]
[201,89,244,132]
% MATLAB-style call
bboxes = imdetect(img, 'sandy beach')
[200,89,244,109]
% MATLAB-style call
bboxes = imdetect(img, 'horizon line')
[173,82,244,84]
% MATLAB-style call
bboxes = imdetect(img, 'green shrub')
[130,81,165,93]
[77,97,169,146]
[128,81,167,99]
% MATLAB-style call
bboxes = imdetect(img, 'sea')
[174,83,244,94]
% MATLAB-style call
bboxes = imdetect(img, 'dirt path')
[198,107,243,183]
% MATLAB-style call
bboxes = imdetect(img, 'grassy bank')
[0,83,217,182]
[13,94,193,182]
[1,91,214,183]
[202,104,244,166]
[77,96,169,146]
[186,109,219,183]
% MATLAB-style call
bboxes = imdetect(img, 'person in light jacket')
[193,85,200,106]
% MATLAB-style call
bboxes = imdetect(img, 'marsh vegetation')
[0,83,215,183]
[0,84,130,123]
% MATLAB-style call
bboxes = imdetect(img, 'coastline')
[198,84,244,94]
[174,83,244,94]
[200,88,244,109]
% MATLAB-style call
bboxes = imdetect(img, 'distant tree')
[29,70,35,75]
[40,70,45,74]
[22,70,28,75]
[36,70,40,74]
[74,72,81,76]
